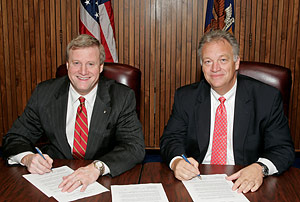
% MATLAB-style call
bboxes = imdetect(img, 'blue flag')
[204,0,235,33]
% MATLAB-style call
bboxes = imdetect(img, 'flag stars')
[95,12,99,19]
[85,0,90,6]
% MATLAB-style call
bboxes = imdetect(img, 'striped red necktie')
[211,97,227,165]
[72,96,88,160]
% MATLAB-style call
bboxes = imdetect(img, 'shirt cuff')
[257,157,278,175]
[102,162,110,176]
[169,156,182,169]
[8,151,34,166]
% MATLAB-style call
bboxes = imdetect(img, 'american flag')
[80,0,118,62]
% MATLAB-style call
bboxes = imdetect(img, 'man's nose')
[79,65,87,75]
[211,62,221,72]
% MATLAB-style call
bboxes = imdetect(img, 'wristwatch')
[93,160,105,176]
[256,162,269,177]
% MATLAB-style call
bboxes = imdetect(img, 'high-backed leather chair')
[238,61,292,116]
[56,63,141,117]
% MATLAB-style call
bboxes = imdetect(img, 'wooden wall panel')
[112,0,204,148]
[0,0,300,152]
[0,0,79,144]
[291,0,300,151]
[0,0,6,136]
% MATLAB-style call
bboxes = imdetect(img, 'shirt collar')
[69,84,98,106]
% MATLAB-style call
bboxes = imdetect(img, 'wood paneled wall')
[0,0,300,151]
[0,0,80,142]
[112,0,206,148]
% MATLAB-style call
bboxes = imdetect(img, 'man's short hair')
[198,29,240,65]
[66,34,106,64]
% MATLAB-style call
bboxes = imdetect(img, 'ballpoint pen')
[35,147,52,171]
[181,154,202,180]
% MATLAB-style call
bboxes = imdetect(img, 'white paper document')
[182,174,249,202]
[23,165,109,202]
[111,183,169,202]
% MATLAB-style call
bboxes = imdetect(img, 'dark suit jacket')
[160,74,295,174]
[2,75,145,177]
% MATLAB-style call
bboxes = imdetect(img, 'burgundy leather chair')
[56,63,141,117]
[239,61,292,116]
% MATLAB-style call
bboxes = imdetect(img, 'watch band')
[256,162,269,177]
[93,160,105,176]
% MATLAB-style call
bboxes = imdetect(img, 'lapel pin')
[104,110,106,113]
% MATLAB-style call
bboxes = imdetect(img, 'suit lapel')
[49,77,73,159]
[85,77,112,159]
[195,81,211,160]
[233,75,252,164]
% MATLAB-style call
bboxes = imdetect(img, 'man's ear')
[235,56,240,71]
[99,64,104,73]
[66,62,69,70]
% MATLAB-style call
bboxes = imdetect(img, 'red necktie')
[72,97,88,159]
[211,97,227,165]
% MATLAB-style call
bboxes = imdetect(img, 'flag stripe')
[79,20,95,37]
[100,26,114,62]
[99,3,118,62]
[104,1,115,26]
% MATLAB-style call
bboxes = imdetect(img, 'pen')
[35,147,52,171]
[181,154,202,180]
[35,147,47,160]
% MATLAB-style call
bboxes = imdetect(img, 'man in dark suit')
[2,34,145,192]
[160,30,294,193]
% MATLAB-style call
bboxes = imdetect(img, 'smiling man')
[2,34,145,192]
[160,29,295,193]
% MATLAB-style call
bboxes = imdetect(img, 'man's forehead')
[205,38,232,48]
[70,45,99,51]
[202,39,233,56]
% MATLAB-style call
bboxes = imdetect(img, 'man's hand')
[58,163,100,193]
[226,163,264,193]
[21,154,53,174]
[171,157,200,181]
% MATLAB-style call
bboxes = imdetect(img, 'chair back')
[56,63,141,117]
[238,61,292,116]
